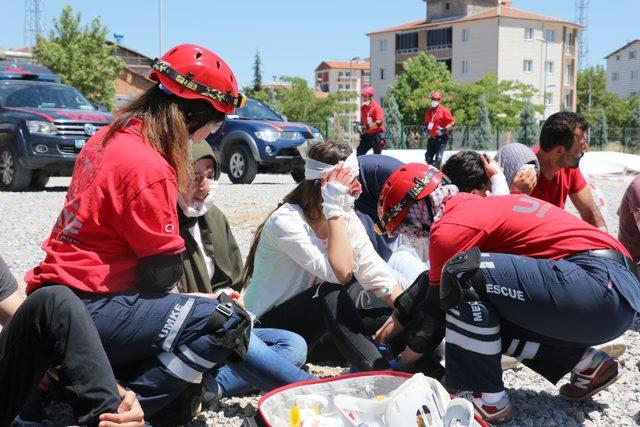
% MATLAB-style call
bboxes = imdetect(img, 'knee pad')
[203,293,252,362]
[393,270,430,326]
[440,247,484,310]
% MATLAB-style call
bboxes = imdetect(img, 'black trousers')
[357,133,382,156]
[258,282,391,371]
[0,286,120,426]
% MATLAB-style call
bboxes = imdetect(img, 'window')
[544,93,553,106]
[396,32,419,53]
[427,27,453,51]
[380,68,385,80]
[545,61,554,74]
[630,50,637,59]
[612,72,619,81]
[523,59,533,73]
[462,29,469,42]
[616,55,621,61]
[545,29,555,42]
[445,2,450,10]
[345,71,351,77]
[632,70,639,80]
[345,84,351,90]
[565,63,573,83]
[378,39,388,52]
[338,84,344,90]
[338,71,344,77]
[564,93,571,109]
[461,60,469,74]
[524,28,534,40]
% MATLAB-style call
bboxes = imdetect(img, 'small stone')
[241,403,256,417]
[587,410,601,421]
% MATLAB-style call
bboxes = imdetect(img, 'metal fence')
[309,120,640,154]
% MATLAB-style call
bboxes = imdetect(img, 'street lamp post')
[537,36,550,119]
[348,56,361,144]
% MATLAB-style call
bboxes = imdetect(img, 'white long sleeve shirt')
[243,203,396,318]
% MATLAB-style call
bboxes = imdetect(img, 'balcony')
[565,45,575,56]
[426,43,452,52]
[396,47,419,54]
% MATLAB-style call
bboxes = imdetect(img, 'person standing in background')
[358,86,385,156]
[423,91,455,169]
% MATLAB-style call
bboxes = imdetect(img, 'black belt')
[569,249,640,279]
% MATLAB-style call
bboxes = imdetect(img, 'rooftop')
[315,60,371,72]
[605,39,640,59]
[367,5,579,36]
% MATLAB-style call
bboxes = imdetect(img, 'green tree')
[473,96,492,149]
[33,6,123,110]
[384,94,404,148]
[386,52,452,125]
[518,102,539,146]
[592,108,608,147]
[257,77,354,125]
[253,50,263,93]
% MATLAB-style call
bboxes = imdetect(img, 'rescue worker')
[25,44,253,421]
[424,91,455,168]
[357,86,385,156]
[531,112,607,230]
[375,163,640,424]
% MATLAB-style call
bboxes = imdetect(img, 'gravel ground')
[1,172,639,426]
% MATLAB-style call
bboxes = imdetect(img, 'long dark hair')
[242,141,352,289]
[101,85,223,192]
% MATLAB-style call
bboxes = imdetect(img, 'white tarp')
[384,150,640,177]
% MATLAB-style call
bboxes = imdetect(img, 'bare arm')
[569,186,607,230]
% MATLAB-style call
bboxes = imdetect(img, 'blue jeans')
[204,328,314,397]
[425,135,448,168]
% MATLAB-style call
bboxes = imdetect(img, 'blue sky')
[2,1,638,87]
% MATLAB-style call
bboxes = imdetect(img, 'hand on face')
[481,154,503,178]
[511,167,538,194]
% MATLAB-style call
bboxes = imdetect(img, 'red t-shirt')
[360,100,385,135]
[428,193,630,284]
[25,119,185,294]
[424,105,455,137]
[530,147,587,209]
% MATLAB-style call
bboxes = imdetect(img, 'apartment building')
[605,40,640,99]
[367,0,580,117]
[315,59,371,121]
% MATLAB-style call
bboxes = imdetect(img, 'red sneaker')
[559,350,622,401]
[456,391,513,425]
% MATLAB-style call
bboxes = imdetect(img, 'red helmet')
[375,163,444,236]
[361,86,375,97]
[431,91,442,100]
[149,44,246,114]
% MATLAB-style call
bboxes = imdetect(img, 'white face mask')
[178,179,218,217]
[363,99,371,106]
[431,100,439,108]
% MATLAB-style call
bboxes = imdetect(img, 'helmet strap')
[151,59,246,109]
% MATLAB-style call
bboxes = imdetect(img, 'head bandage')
[305,151,359,181]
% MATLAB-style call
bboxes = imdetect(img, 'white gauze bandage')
[304,151,359,180]
[322,182,356,219]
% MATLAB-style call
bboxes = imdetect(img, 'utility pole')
[348,56,360,144]
[24,0,45,49]
[159,0,163,56]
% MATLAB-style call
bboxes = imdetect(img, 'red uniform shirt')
[26,119,185,294]
[424,105,455,138]
[530,147,587,209]
[428,193,630,284]
[360,99,385,135]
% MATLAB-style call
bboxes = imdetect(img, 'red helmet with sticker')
[149,44,245,114]
[431,91,442,100]
[376,163,444,236]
